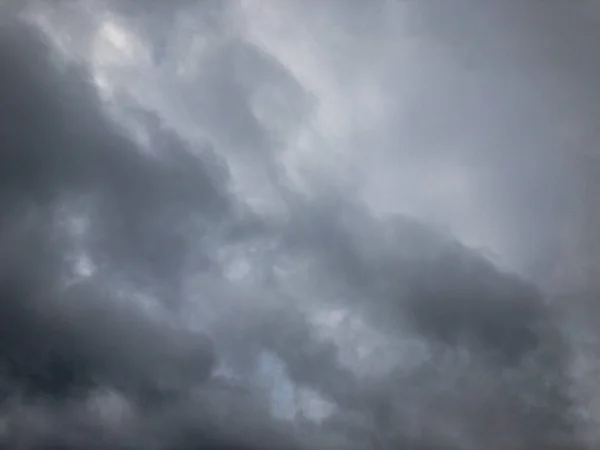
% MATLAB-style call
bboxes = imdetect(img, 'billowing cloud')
[1,1,600,449]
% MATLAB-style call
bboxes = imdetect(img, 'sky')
[1,0,600,449]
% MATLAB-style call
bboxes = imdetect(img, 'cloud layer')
[1,1,600,448]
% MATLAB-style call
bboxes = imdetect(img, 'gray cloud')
[1,1,599,449]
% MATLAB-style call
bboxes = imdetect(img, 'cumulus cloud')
[1,1,600,449]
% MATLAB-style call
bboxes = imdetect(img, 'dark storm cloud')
[0,18,285,450]
[261,199,578,448]
[0,1,599,449]
[0,16,226,366]
[0,12,233,296]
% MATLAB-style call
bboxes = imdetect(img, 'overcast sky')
[1,1,600,449]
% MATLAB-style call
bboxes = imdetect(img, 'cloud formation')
[1,1,600,448]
